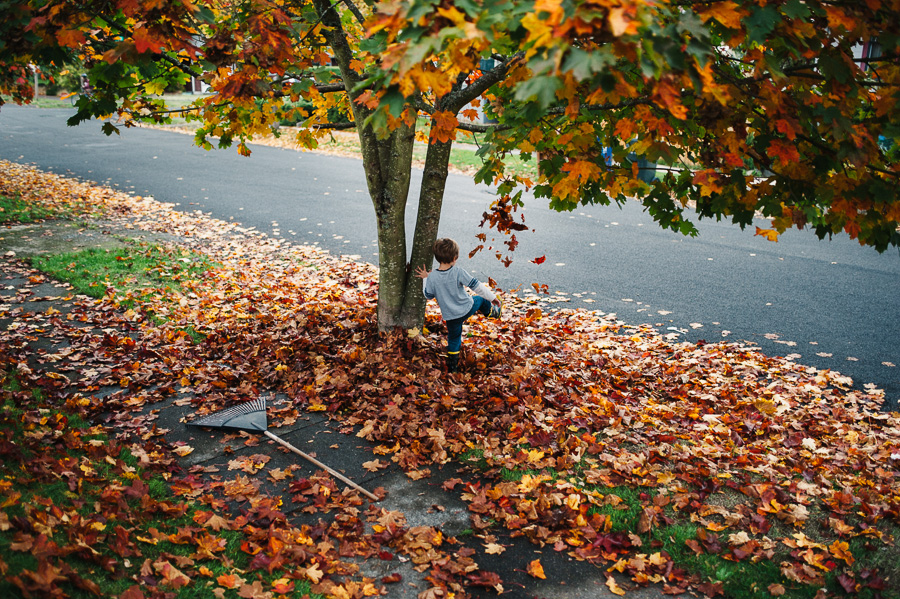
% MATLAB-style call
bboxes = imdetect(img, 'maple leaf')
[754,227,780,242]
[154,560,191,588]
[430,111,459,144]
[698,1,745,28]
[302,563,324,584]
[362,459,387,472]
[605,576,626,596]
[238,580,272,599]
[484,542,505,555]
[526,559,546,579]
[133,27,161,54]
[767,139,801,166]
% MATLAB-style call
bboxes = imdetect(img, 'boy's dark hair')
[433,238,459,264]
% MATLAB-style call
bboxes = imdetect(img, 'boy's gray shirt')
[423,265,480,320]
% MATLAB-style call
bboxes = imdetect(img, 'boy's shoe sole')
[489,303,502,319]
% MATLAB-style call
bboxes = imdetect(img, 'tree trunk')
[311,0,455,331]
[399,138,454,328]
[370,127,416,330]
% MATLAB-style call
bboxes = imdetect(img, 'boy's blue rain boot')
[447,351,460,372]
[489,301,502,319]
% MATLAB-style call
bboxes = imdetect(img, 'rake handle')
[263,430,379,502]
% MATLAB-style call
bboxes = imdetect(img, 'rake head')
[187,396,268,433]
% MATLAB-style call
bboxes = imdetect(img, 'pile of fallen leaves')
[2,159,899,598]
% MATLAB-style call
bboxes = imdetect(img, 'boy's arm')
[468,277,497,304]
[416,266,435,300]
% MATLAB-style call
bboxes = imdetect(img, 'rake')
[187,396,378,501]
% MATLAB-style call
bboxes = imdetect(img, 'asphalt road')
[2,105,898,409]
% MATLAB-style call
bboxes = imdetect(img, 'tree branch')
[456,121,509,133]
[341,0,366,25]
[314,121,357,130]
[445,52,525,111]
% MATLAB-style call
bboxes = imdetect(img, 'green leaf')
[782,0,811,20]
[101,122,120,136]
[513,75,561,108]
[818,54,851,85]
[744,6,780,45]
[562,48,613,80]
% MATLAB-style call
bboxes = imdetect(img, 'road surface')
[2,105,898,409]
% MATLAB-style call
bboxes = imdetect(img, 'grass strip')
[1,194,68,224]
[31,243,217,304]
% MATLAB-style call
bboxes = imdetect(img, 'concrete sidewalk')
[1,219,673,599]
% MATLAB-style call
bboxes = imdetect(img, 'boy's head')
[433,238,459,265]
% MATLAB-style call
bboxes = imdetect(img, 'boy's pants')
[445,297,491,368]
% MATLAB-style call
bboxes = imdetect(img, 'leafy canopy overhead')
[362,0,900,251]
[2,0,899,252]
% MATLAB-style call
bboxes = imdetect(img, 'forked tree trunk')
[370,136,455,331]
[313,0,456,331]
[398,138,453,327]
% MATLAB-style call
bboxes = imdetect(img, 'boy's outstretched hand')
[414,265,430,280]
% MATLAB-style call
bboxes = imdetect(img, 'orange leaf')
[767,139,800,166]
[133,27,161,54]
[698,1,744,28]
[755,227,780,242]
[526,559,546,579]
[430,111,459,144]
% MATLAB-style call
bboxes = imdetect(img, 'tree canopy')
[2,0,899,326]
[362,0,900,251]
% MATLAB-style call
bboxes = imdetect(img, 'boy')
[415,238,501,372]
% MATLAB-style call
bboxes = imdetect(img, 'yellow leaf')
[144,80,167,96]
[754,227,780,243]
[656,471,676,484]
[605,576,626,596]
[303,563,324,584]
[608,7,637,36]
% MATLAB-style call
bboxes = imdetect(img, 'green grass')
[31,243,217,314]
[29,243,218,343]
[0,194,63,223]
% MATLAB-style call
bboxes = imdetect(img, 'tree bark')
[310,0,455,331]
[399,138,454,328]
[371,127,416,331]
